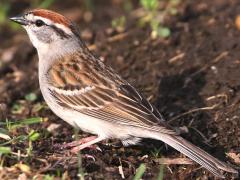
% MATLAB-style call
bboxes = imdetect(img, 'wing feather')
[47,53,176,134]
[49,85,176,134]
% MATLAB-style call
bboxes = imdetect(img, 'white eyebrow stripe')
[55,23,72,34]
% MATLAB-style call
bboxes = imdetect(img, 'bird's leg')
[70,136,105,154]
[63,136,98,148]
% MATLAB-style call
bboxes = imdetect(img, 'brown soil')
[0,0,239,179]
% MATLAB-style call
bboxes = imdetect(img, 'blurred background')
[0,0,240,179]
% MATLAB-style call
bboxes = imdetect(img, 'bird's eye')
[35,20,44,27]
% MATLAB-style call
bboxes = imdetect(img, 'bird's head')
[10,9,82,57]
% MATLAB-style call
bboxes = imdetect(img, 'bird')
[10,9,238,178]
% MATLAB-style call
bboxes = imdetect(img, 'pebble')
[235,15,240,30]
[81,29,93,41]
[83,11,93,23]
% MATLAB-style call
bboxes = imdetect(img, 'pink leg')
[71,136,105,154]
[62,136,98,148]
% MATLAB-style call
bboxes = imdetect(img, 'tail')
[149,133,238,178]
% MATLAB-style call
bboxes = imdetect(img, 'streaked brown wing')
[49,84,176,134]
[47,53,176,134]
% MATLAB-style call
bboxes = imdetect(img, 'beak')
[10,15,28,26]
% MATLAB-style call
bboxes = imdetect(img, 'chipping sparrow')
[10,9,238,178]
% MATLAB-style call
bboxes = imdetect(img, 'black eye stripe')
[50,25,71,39]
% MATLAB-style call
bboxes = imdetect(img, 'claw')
[84,154,96,161]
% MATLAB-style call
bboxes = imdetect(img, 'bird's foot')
[62,136,98,148]
[70,144,102,154]
[54,136,104,154]
[63,136,104,154]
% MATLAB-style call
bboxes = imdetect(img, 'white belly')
[40,83,132,140]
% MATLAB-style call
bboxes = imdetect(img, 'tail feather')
[150,133,238,178]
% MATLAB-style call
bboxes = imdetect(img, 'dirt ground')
[0,0,240,179]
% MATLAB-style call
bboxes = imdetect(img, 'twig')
[168,53,185,64]
[118,158,125,179]
[38,155,74,173]
[206,93,229,104]
[168,104,218,123]
[189,51,229,79]
[11,151,28,158]
[189,127,214,147]
[107,31,130,43]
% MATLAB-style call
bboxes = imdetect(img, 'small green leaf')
[140,0,159,11]
[11,103,25,114]
[9,117,43,130]
[22,117,43,125]
[25,92,37,102]
[157,27,171,38]
[29,130,40,141]
[133,164,146,180]
[32,103,46,113]
[150,147,162,158]
[0,146,11,154]
[0,128,11,140]
[169,8,178,15]
[150,19,160,31]
[42,174,55,180]
[157,164,165,180]
[16,135,29,142]
[0,128,9,135]
[111,16,126,32]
